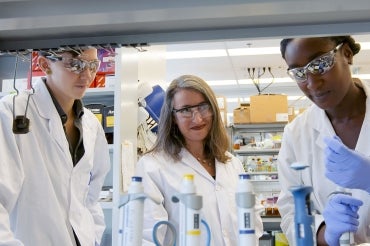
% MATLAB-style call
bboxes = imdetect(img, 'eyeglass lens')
[174,103,212,119]
[64,58,101,74]
[287,43,342,83]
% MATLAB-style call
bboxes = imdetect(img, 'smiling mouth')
[191,125,205,130]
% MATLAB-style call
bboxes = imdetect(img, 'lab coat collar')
[355,80,370,154]
[179,148,216,182]
[31,79,72,162]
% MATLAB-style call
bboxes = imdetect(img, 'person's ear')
[342,43,353,65]
[37,56,52,75]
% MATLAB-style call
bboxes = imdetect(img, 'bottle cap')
[239,173,251,180]
[183,174,194,181]
[132,176,142,182]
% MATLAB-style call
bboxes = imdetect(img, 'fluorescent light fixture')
[166,47,281,59]
[206,80,237,86]
[166,42,370,59]
[228,47,281,56]
[359,42,370,50]
[166,50,227,59]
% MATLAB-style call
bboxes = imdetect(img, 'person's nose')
[192,110,203,122]
[79,66,94,79]
[305,73,324,90]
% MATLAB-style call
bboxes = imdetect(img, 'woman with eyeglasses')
[135,74,263,245]
[277,36,370,245]
[0,47,110,245]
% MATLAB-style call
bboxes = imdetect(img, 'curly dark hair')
[280,36,361,60]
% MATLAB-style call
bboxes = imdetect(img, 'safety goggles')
[287,43,343,83]
[47,55,101,74]
[173,102,212,119]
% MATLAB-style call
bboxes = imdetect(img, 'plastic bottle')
[119,176,146,246]
[179,174,202,246]
[235,173,256,246]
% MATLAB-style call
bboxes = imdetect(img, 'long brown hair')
[148,74,230,163]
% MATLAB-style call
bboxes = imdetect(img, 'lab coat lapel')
[311,106,336,151]
[79,112,95,164]
[355,80,370,154]
[32,80,71,158]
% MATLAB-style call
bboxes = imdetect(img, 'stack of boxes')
[233,94,289,124]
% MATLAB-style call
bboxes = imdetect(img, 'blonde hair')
[148,74,230,163]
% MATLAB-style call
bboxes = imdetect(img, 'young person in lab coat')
[277,36,370,245]
[0,47,110,245]
[135,74,263,246]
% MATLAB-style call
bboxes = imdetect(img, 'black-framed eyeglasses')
[173,102,212,119]
[287,43,343,83]
[46,55,101,74]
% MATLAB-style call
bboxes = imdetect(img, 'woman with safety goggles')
[277,36,370,245]
[0,47,110,245]
[135,75,264,245]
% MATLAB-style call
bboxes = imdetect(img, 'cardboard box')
[250,94,288,123]
[233,103,251,124]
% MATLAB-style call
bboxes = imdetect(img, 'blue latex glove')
[324,136,370,193]
[323,193,363,246]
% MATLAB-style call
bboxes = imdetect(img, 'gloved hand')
[324,136,370,193]
[323,193,363,246]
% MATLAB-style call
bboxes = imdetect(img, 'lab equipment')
[12,52,34,134]
[152,174,211,246]
[118,176,148,246]
[336,187,355,246]
[235,173,256,246]
[324,192,362,246]
[289,162,315,246]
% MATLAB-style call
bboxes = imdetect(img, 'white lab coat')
[277,80,370,244]
[0,80,110,246]
[135,148,264,246]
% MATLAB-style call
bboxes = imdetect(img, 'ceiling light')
[228,47,281,56]
[206,80,237,86]
[359,42,370,50]
[166,50,227,59]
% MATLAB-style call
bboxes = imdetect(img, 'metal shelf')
[234,148,280,155]
[232,123,286,131]
[86,87,114,96]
